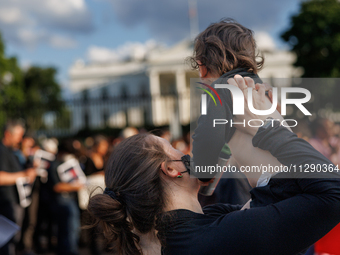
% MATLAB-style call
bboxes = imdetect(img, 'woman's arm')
[217,182,340,255]
[253,122,336,178]
[197,123,340,255]
[215,76,340,254]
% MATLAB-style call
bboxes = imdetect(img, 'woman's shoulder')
[158,205,243,255]
[202,203,242,217]
[157,204,241,236]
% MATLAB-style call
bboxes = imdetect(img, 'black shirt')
[83,156,104,176]
[45,159,77,201]
[159,125,340,255]
[0,142,23,205]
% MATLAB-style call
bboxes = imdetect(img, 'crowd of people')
[0,122,190,255]
[0,115,340,255]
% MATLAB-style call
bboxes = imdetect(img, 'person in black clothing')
[85,19,340,254]
[187,17,338,253]
[0,120,37,255]
[85,74,340,254]
[214,172,251,205]
[45,140,84,255]
[80,136,107,255]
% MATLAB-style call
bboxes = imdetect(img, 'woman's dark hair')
[87,133,170,254]
[188,18,264,76]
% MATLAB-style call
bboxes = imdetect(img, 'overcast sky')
[0,0,301,98]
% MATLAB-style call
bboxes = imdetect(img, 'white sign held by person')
[57,158,86,184]
[78,174,105,210]
[34,149,56,183]
[16,177,33,208]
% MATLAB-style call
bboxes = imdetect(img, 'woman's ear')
[161,162,178,178]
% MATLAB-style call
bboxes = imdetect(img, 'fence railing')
[0,93,191,137]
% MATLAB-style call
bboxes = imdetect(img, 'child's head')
[189,18,264,77]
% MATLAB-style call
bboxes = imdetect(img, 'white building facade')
[68,39,301,133]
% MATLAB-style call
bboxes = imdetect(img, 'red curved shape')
[197,82,222,106]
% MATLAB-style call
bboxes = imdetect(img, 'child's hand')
[227,75,271,136]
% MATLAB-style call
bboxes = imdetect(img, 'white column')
[150,70,161,96]
[175,69,186,94]
[149,70,162,126]
[175,70,189,124]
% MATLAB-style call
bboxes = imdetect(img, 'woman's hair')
[188,18,264,76]
[87,133,170,254]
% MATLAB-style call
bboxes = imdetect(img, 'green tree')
[281,0,340,114]
[0,34,25,126]
[23,66,67,129]
[281,0,340,78]
[0,33,68,130]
